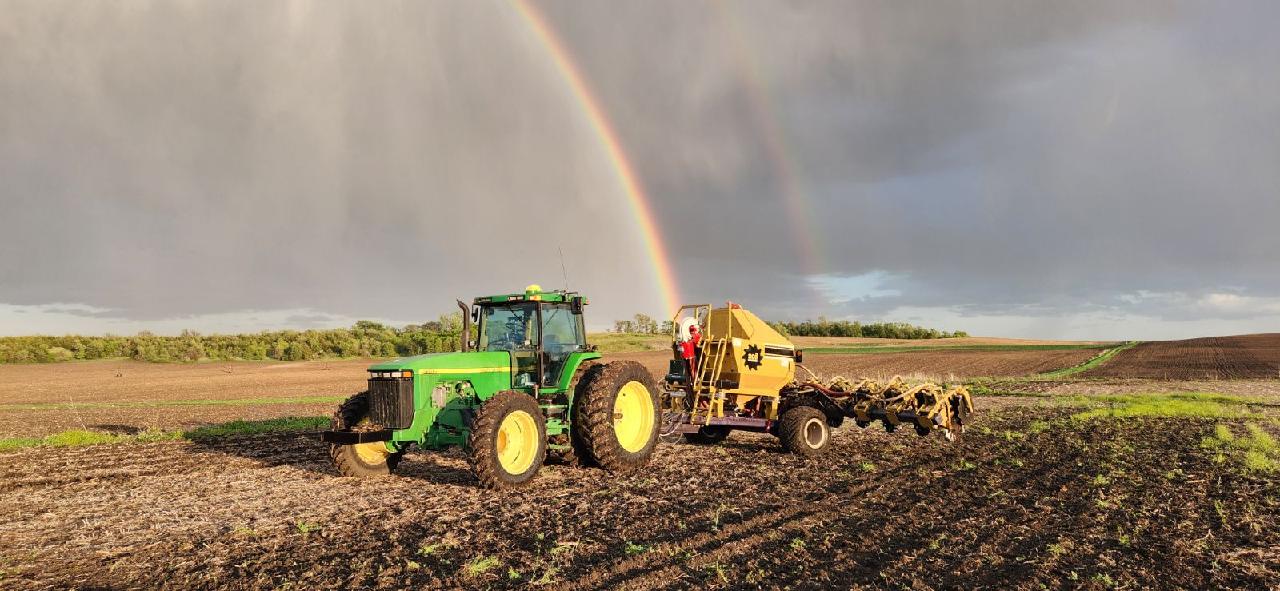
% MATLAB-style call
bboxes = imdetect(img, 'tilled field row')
[1,408,1276,590]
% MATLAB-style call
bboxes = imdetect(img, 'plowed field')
[1,408,1276,589]
[0,359,373,439]
[1082,334,1280,380]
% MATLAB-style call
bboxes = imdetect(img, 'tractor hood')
[368,351,511,377]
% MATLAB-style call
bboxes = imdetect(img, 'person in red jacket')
[681,323,702,388]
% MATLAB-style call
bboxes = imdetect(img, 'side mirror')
[571,296,584,314]
[471,308,480,323]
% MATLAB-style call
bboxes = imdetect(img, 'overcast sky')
[2,1,1279,339]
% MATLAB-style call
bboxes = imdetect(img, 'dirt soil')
[2,405,1276,590]
[0,358,374,405]
[1083,334,1280,380]
[0,360,374,438]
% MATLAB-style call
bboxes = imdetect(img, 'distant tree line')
[610,313,965,340]
[612,314,672,335]
[767,318,967,339]
[0,316,466,364]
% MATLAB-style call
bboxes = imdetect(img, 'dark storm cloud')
[2,1,1278,337]
[539,0,1280,330]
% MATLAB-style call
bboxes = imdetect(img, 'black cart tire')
[683,425,731,445]
[779,406,830,457]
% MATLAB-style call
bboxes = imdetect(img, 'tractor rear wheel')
[469,391,547,489]
[329,391,404,477]
[683,425,731,445]
[779,406,830,457]
[572,361,660,473]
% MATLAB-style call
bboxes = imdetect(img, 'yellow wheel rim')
[613,381,655,453]
[353,441,390,465]
[496,410,539,474]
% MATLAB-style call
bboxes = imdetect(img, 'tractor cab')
[473,285,590,390]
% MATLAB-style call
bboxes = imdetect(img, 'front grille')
[367,377,415,429]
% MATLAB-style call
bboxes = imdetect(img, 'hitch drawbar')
[320,429,393,444]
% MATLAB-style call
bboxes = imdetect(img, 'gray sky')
[2,1,1278,339]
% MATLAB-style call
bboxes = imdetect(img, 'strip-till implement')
[661,302,974,455]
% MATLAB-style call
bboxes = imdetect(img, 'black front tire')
[329,391,404,477]
[468,391,548,489]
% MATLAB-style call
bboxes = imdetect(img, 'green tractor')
[320,285,660,488]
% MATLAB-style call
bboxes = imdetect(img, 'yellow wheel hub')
[353,441,391,465]
[496,410,539,474]
[613,381,655,453]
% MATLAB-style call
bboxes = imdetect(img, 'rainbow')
[513,1,681,316]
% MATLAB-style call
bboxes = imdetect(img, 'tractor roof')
[473,285,585,305]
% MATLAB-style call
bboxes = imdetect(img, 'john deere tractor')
[321,285,660,488]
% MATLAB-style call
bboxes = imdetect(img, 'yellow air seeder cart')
[660,303,974,455]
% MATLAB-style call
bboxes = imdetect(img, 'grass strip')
[1035,341,1140,379]
[1065,392,1255,421]
[0,415,329,452]
[0,395,346,411]
[804,343,1113,355]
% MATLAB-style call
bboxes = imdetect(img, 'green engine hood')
[369,351,512,376]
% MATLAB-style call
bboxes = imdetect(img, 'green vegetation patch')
[1201,422,1279,473]
[0,428,181,452]
[1037,341,1140,379]
[183,416,330,440]
[0,416,328,452]
[1,395,346,412]
[589,332,670,354]
[805,343,1111,355]
[1067,392,1255,421]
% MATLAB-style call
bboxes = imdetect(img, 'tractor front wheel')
[329,391,404,477]
[779,406,831,457]
[573,361,660,473]
[469,391,547,489]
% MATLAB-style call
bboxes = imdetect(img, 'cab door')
[540,302,585,387]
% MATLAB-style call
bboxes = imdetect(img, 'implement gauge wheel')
[572,360,660,473]
[683,425,731,445]
[469,391,547,489]
[779,406,831,457]
[329,391,404,477]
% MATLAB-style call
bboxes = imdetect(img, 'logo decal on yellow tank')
[742,345,763,370]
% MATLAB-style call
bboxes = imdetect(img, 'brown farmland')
[1082,334,1280,380]
[2,407,1277,590]
[0,359,373,439]
[3,340,1280,589]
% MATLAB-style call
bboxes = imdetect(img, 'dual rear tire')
[469,360,660,489]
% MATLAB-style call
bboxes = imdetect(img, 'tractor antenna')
[558,246,570,292]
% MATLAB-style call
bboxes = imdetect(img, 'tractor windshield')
[478,303,539,352]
